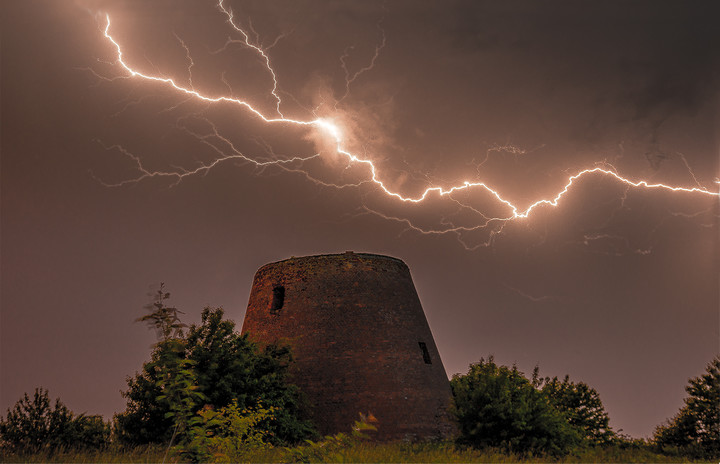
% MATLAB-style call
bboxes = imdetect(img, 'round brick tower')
[241,252,455,441]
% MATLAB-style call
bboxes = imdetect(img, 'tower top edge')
[256,252,407,271]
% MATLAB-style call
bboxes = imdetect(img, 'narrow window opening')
[271,286,285,311]
[418,341,432,364]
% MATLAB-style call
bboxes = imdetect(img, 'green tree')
[538,374,615,445]
[0,388,110,454]
[115,288,315,446]
[114,344,175,444]
[61,414,111,451]
[128,284,204,450]
[451,357,580,456]
[653,356,720,459]
[185,307,315,444]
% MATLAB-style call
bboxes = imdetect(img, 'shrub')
[181,400,275,462]
[451,357,580,456]
[0,388,110,454]
[283,413,377,463]
[653,356,720,459]
[115,286,315,446]
[539,374,615,444]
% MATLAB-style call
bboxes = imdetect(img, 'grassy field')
[0,441,707,463]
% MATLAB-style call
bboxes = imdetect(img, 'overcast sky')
[2,0,718,438]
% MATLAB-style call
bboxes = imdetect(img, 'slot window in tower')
[418,341,432,364]
[271,285,285,311]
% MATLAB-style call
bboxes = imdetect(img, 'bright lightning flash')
[97,6,719,249]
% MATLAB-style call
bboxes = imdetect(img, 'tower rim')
[256,251,407,273]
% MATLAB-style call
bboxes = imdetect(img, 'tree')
[0,388,109,454]
[451,357,580,456]
[538,375,615,445]
[185,307,315,444]
[115,288,315,446]
[653,356,720,459]
[116,284,204,449]
[61,414,111,451]
[114,344,175,444]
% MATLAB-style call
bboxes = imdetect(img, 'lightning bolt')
[216,0,284,117]
[503,283,557,303]
[94,140,320,188]
[338,17,387,104]
[95,5,719,251]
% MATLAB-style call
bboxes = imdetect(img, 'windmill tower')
[242,252,455,440]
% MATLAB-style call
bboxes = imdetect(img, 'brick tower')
[241,252,455,440]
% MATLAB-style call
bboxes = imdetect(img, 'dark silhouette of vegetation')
[653,356,720,459]
[185,306,315,444]
[115,285,201,448]
[2,285,714,462]
[451,356,582,456]
[0,388,110,454]
[537,373,615,445]
[451,357,618,456]
[113,344,174,444]
[114,285,315,448]
[284,413,378,463]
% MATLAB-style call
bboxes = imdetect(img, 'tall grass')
[281,441,702,463]
[1,441,706,463]
[0,444,165,463]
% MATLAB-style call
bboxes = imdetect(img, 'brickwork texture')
[242,252,456,440]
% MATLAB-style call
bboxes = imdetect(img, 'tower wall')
[242,252,455,440]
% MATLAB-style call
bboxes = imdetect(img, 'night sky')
[2,0,718,439]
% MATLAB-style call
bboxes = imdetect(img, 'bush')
[185,307,315,444]
[181,400,275,462]
[0,388,110,454]
[115,286,315,446]
[451,357,580,456]
[113,345,175,444]
[653,356,720,459]
[283,413,377,463]
[538,375,615,444]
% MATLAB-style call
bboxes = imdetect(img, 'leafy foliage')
[181,400,275,462]
[115,287,315,447]
[116,285,204,447]
[0,388,110,454]
[136,284,186,343]
[653,356,720,459]
[114,344,174,444]
[283,413,378,463]
[185,307,315,444]
[60,415,111,452]
[451,357,581,456]
[538,374,615,444]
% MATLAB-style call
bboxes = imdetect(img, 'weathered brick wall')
[241,252,456,440]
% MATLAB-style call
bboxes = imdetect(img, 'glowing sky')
[2,0,718,438]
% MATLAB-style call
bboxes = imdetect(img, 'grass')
[0,444,166,463]
[1,441,710,463]
[279,441,707,463]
